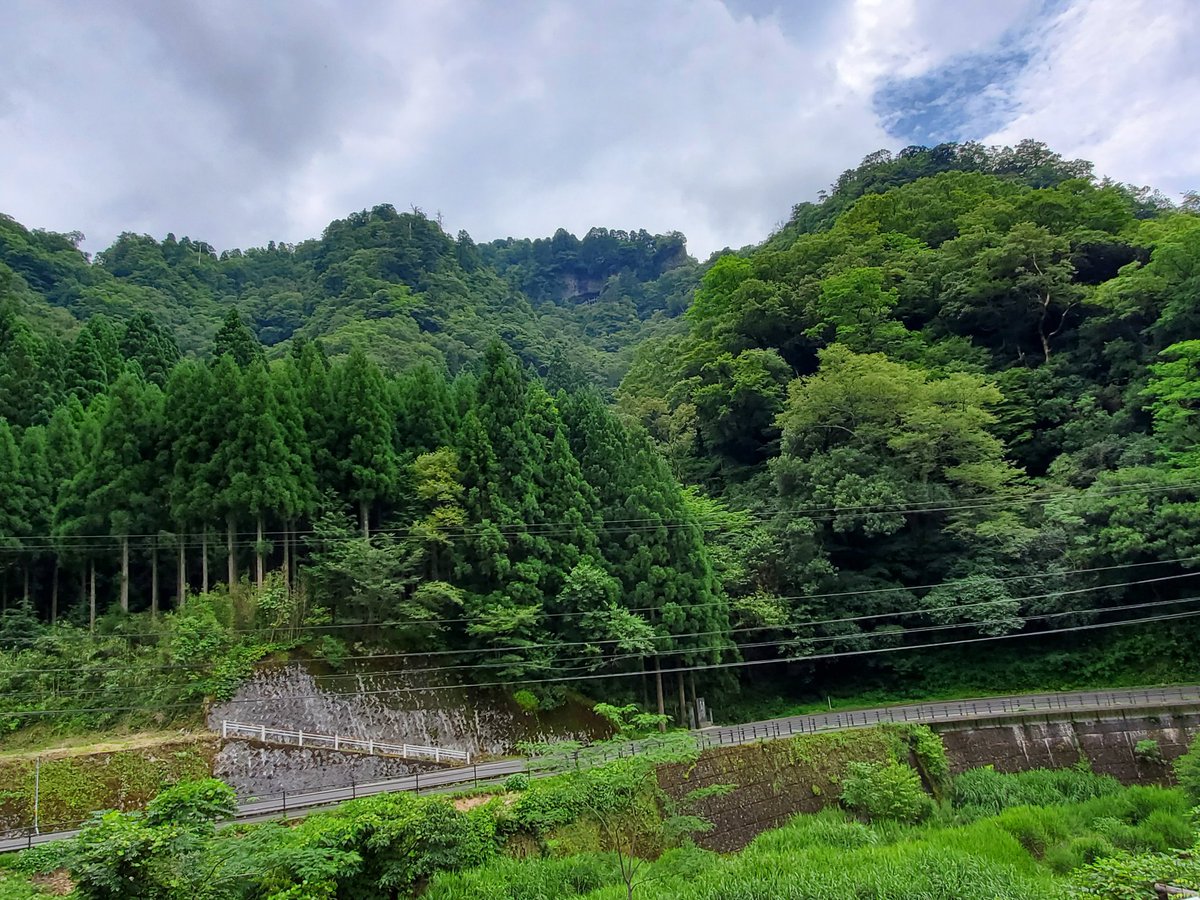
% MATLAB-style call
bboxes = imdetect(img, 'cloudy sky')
[1,0,1196,259]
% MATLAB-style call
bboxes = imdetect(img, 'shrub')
[840,761,933,824]
[144,778,237,828]
[1135,738,1164,765]
[503,772,531,793]
[513,690,540,713]
[302,793,501,894]
[1174,733,1200,804]
[314,634,349,670]
[906,725,951,788]
[1073,848,1200,899]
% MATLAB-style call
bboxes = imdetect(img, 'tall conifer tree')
[330,348,397,537]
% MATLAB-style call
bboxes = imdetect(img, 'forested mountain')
[617,139,1200,690]
[0,208,695,390]
[2,138,1200,723]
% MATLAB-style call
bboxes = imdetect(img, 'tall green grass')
[423,781,1194,900]
[952,763,1123,817]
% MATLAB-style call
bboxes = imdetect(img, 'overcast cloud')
[0,0,1195,259]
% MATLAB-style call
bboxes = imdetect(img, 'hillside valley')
[2,138,1200,898]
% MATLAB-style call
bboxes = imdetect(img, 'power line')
[24,550,1200,646]
[8,606,1199,718]
[11,593,1200,705]
[6,478,1198,549]
[8,566,1199,677]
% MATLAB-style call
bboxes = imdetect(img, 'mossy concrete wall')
[657,708,1200,852]
[0,737,220,836]
[657,728,908,852]
[935,708,1200,785]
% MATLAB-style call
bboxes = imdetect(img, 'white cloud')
[0,0,1192,265]
[984,0,1199,198]
[837,0,1038,95]
[0,0,895,258]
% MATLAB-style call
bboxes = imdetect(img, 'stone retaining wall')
[936,708,1200,785]
[659,708,1200,852]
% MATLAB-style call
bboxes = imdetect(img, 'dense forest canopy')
[0,207,697,389]
[2,138,1200,725]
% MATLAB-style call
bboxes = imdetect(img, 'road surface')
[4,683,1198,853]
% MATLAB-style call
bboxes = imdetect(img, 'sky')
[0,0,1196,260]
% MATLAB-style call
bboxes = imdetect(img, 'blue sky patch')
[873,47,1031,146]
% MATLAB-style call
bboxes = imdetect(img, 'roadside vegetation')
[6,727,1200,898]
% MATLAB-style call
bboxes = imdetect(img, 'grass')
[0,735,220,835]
[0,726,208,760]
[423,772,1196,899]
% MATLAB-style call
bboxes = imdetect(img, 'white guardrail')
[220,720,470,765]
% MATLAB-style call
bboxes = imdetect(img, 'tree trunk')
[120,535,130,613]
[690,670,702,729]
[282,521,291,590]
[150,546,159,616]
[201,530,209,594]
[289,521,298,585]
[227,515,237,587]
[255,515,265,589]
[78,567,85,611]
[23,566,30,604]
[177,536,187,609]
[88,561,96,631]
[677,666,688,728]
[1038,296,1053,362]
[654,656,666,732]
[359,498,370,539]
[640,658,649,710]
[51,562,59,624]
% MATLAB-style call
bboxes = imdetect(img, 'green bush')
[840,761,934,824]
[905,725,951,787]
[1134,738,1164,765]
[503,772,531,793]
[1174,733,1200,804]
[1073,847,1200,899]
[144,778,237,828]
[512,690,540,713]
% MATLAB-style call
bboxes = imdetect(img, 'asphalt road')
[5,683,1198,853]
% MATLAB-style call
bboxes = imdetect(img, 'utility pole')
[33,756,40,835]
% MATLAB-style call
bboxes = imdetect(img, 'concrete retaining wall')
[936,708,1200,785]
[660,708,1200,852]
